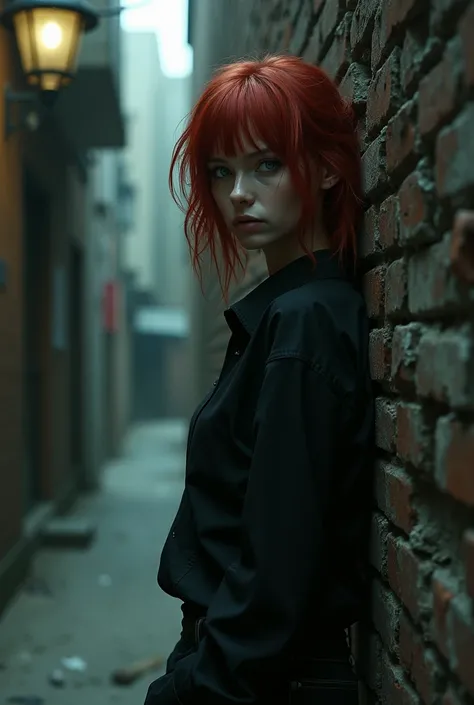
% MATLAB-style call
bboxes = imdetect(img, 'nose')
[230,173,255,207]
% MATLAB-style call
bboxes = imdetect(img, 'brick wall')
[191,1,474,702]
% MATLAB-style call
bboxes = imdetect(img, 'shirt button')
[234,350,241,356]
[172,531,176,538]
[213,380,218,386]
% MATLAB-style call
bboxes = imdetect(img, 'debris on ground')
[23,576,53,598]
[7,697,45,705]
[111,654,164,686]
[61,655,87,672]
[49,667,66,687]
[41,518,97,549]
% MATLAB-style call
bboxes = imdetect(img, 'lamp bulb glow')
[41,21,63,50]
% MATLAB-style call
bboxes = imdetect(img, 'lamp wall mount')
[4,84,43,139]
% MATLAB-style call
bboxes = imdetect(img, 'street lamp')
[0,0,98,102]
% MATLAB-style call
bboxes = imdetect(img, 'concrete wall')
[190,0,474,701]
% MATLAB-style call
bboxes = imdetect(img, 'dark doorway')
[69,245,84,485]
[22,170,51,513]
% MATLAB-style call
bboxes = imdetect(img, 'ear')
[320,168,340,190]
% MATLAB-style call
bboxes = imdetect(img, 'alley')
[0,421,186,705]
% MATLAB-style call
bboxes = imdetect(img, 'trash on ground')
[49,668,66,687]
[111,654,164,686]
[23,576,53,597]
[61,655,87,672]
[98,573,112,587]
[7,697,45,705]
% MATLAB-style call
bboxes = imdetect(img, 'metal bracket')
[4,85,41,139]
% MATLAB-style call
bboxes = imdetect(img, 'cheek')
[211,185,230,216]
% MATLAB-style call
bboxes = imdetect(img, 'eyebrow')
[207,149,275,164]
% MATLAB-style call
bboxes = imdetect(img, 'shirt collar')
[225,249,352,337]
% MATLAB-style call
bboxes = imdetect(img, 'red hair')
[169,54,363,297]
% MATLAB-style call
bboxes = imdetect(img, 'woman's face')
[207,138,302,253]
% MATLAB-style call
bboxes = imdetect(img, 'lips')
[232,216,264,226]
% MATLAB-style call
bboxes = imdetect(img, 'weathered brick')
[363,265,385,319]
[379,194,400,250]
[360,206,380,258]
[450,210,474,285]
[386,258,408,318]
[372,578,401,654]
[369,328,391,382]
[463,529,474,600]
[320,14,351,82]
[362,133,388,199]
[432,569,455,660]
[388,536,433,623]
[318,0,346,53]
[430,0,469,37]
[398,171,436,246]
[459,2,474,88]
[339,62,370,115]
[379,653,420,705]
[435,414,474,507]
[443,688,466,705]
[396,402,432,470]
[391,323,424,389]
[447,594,474,696]
[288,0,314,55]
[370,512,389,579]
[350,0,378,57]
[418,39,462,139]
[376,461,417,534]
[386,101,417,178]
[436,103,474,201]
[416,326,474,408]
[375,399,397,452]
[374,0,429,72]
[399,613,444,705]
[408,235,459,317]
[367,48,401,136]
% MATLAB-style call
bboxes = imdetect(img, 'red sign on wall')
[103,280,119,332]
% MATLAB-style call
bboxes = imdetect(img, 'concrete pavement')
[0,420,187,705]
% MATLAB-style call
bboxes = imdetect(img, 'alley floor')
[0,420,187,705]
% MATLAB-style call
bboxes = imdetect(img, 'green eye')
[258,159,282,173]
[211,166,231,179]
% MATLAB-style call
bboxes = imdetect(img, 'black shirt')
[155,249,374,704]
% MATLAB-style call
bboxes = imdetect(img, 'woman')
[145,54,374,705]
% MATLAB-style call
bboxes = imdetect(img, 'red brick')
[369,328,391,382]
[339,62,370,116]
[350,0,379,58]
[376,461,417,534]
[375,399,397,453]
[396,403,432,470]
[435,416,474,507]
[388,536,432,622]
[459,3,474,87]
[399,613,443,705]
[318,0,346,53]
[379,195,400,250]
[436,104,474,200]
[379,654,420,705]
[408,235,459,316]
[391,323,424,389]
[386,101,417,177]
[417,326,474,409]
[431,0,469,36]
[418,46,461,138]
[372,578,401,654]
[400,30,424,95]
[370,512,389,579]
[373,0,428,72]
[463,529,474,600]
[447,595,474,696]
[432,569,455,659]
[386,258,408,318]
[367,48,401,136]
[362,134,388,199]
[360,206,380,258]
[320,15,351,82]
[363,265,385,319]
[398,172,435,245]
[450,210,474,284]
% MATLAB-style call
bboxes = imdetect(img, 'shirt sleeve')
[163,357,342,705]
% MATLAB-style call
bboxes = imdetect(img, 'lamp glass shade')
[13,7,84,90]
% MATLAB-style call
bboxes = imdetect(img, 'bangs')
[195,77,302,160]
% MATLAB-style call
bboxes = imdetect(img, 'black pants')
[165,612,359,705]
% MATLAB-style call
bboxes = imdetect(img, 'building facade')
[0,0,127,614]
